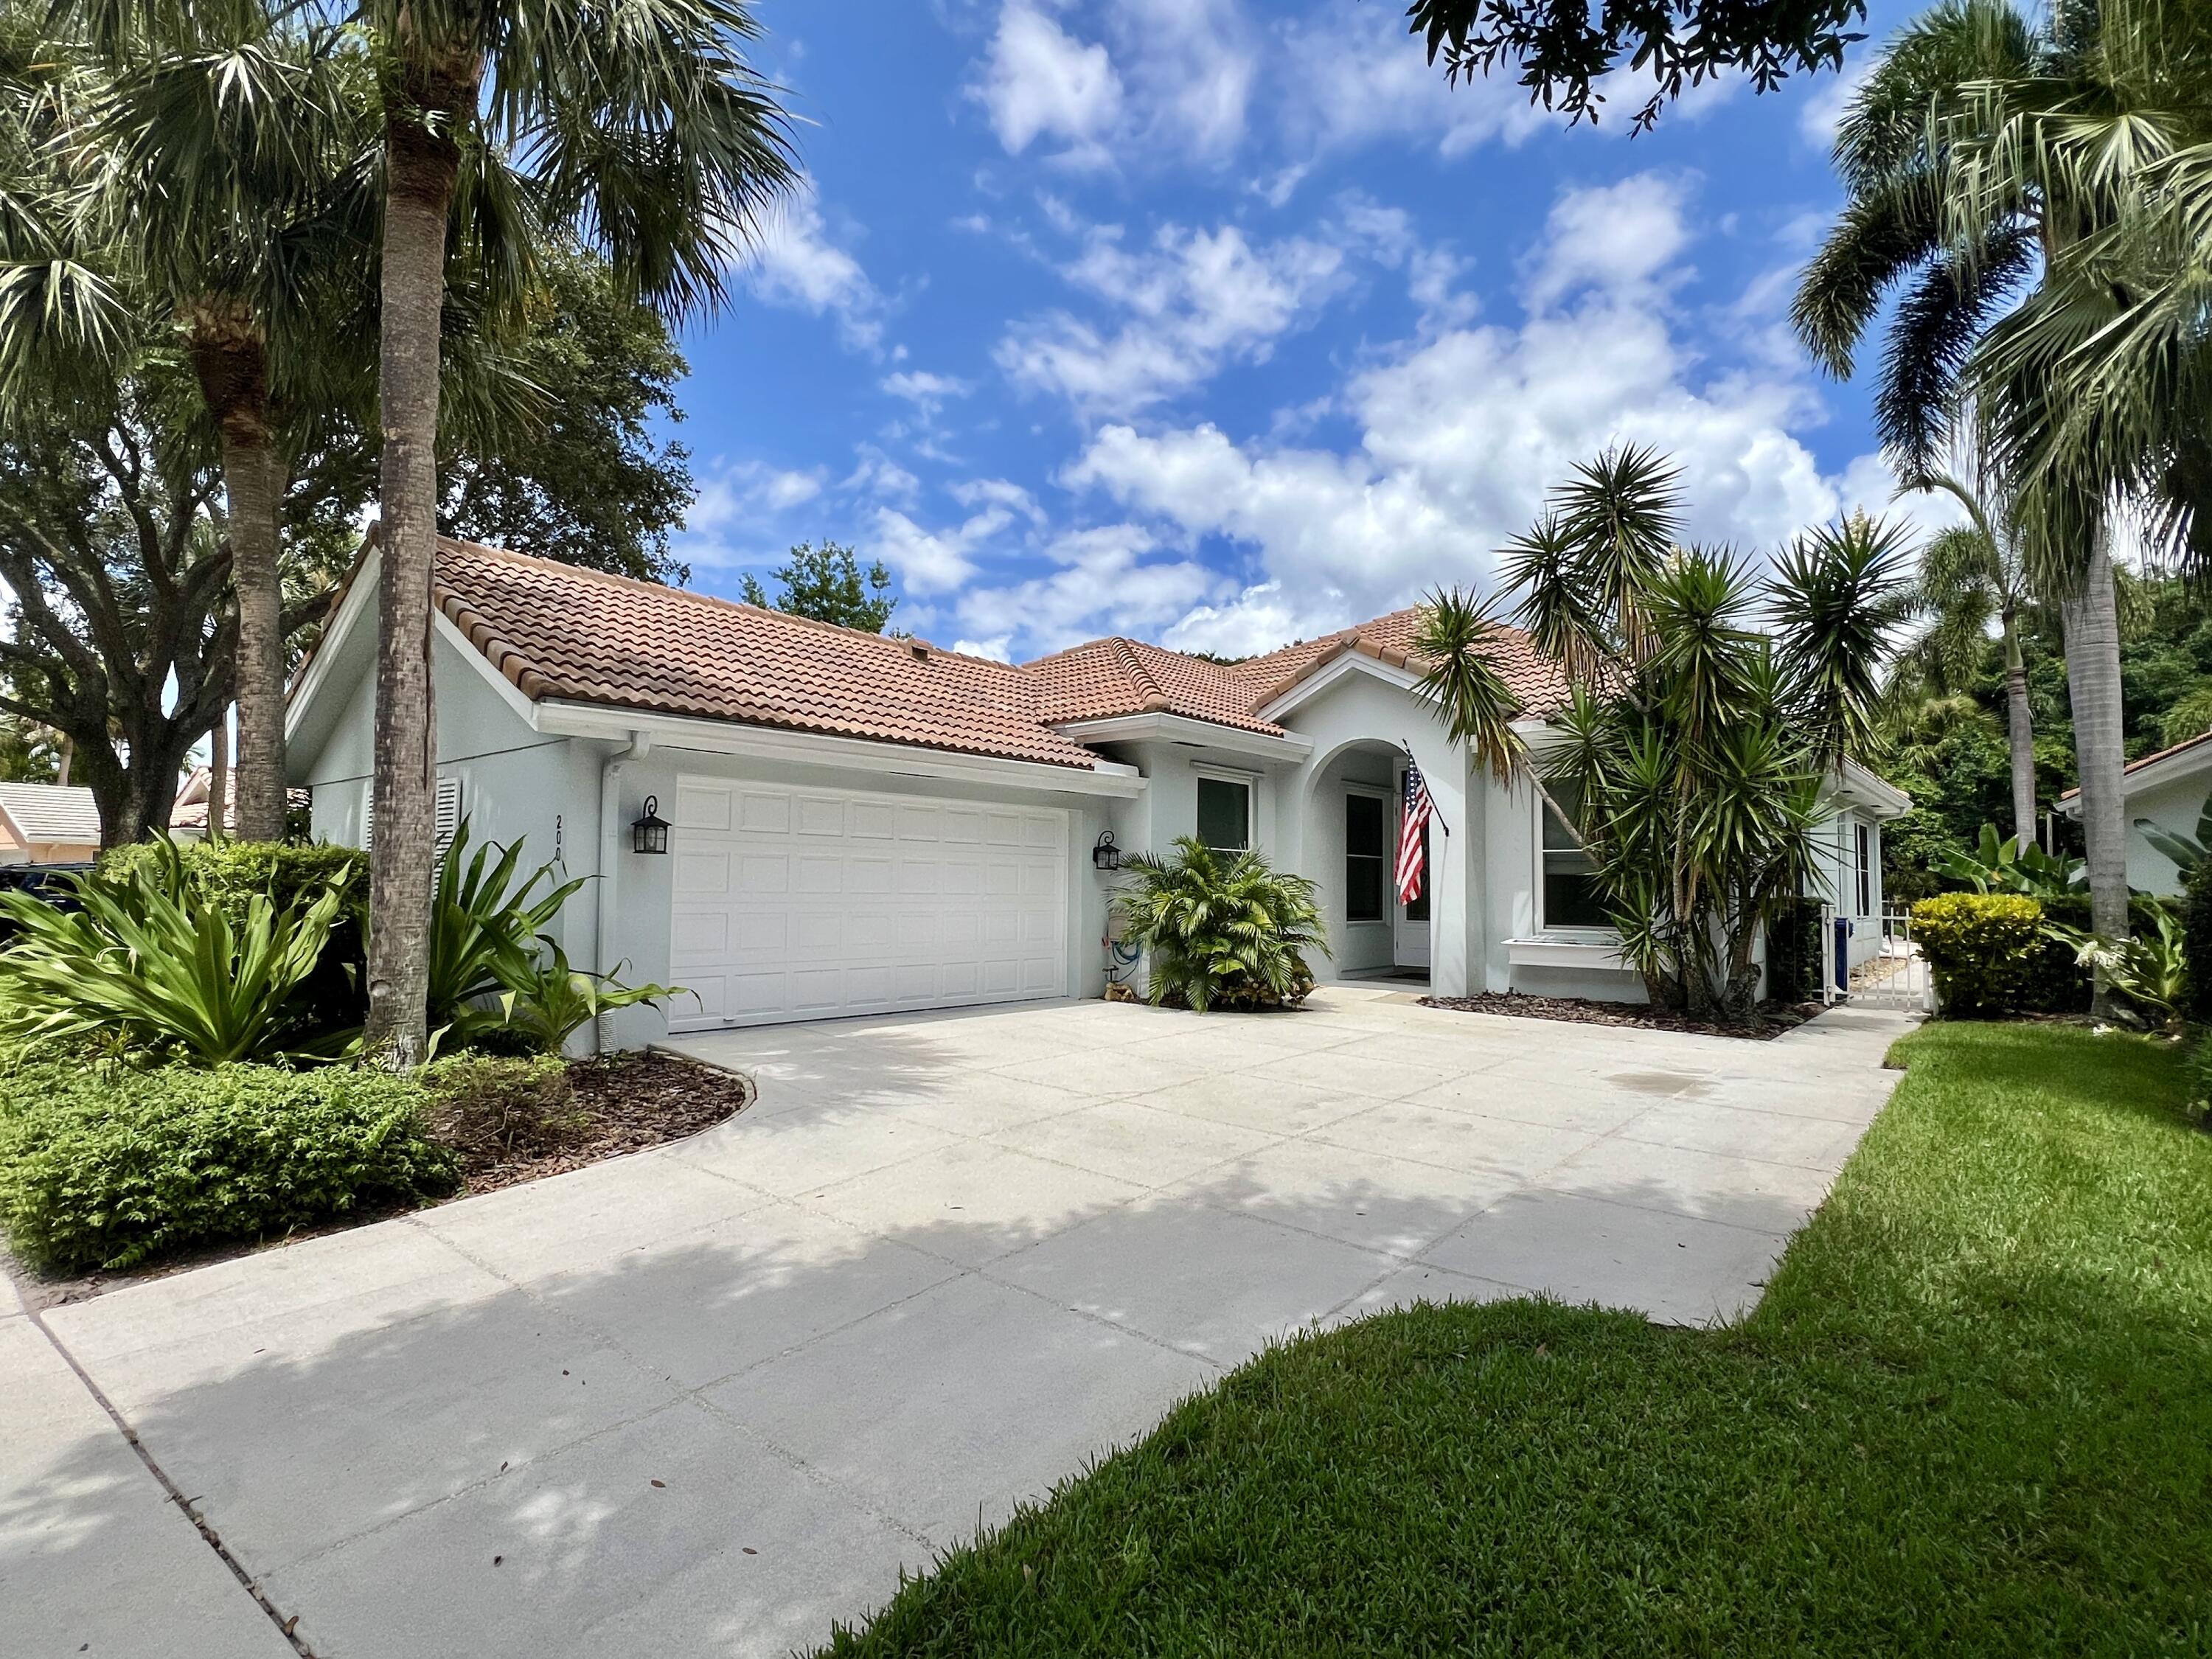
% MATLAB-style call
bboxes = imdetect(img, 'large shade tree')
[355,0,796,1062]
[1415,448,1910,1020]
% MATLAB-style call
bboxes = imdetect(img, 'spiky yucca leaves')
[1411,586,1526,787]
[1116,838,1327,1014]
[1466,451,1909,1020]
[422,818,585,1053]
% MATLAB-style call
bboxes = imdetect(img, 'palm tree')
[89,10,372,842]
[1790,0,2136,1006]
[355,0,796,1062]
[1416,448,1910,1020]
[1902,450,2041,851]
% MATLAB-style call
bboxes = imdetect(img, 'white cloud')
[842,449,922,506]
[997,221,1346,416]
[672,461,829,571]
[1523,173,1695,312]
[950,476,1046,524]
[1274,4,1549,165]
[869,504,1015,594]
[972,4,1124,162]
[1797,56,1874,151]
[947,521,1222,658]
[742,190,886,352]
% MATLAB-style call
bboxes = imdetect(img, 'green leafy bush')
[420,1053,581,1160]
[0,841,356,1062]
[1912,892,2044,1018]
[1936,823,2085,900]
[2049,904,2190,1034]
[492,939,683,1054]
[2023,895,2176,1015]
[2185,863,2212,1024]
[0,1061,456,1273]
[426,821,585,1051]
[1116,838,1326,1012]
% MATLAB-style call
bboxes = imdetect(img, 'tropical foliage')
[0,1058,456,1273]
[0,840,354,1062]
[1116,838,1326,1012]
[1419,447,1909,1020]
[1936,823,2084,899]
[1912,890,2046,1016]
[493,939,684,1056]
[741,540,900,633]
[2051,905,2191,1034]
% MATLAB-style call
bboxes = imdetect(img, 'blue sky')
[668,0,1938,663]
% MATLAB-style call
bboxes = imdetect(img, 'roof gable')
[0,782,100,844]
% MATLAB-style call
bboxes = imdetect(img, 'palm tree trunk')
[189,309,289,844]
[364,88,469,1066]
[2002,619,2037,852]
[208,710,229,840]
[2059,526,2129,1017]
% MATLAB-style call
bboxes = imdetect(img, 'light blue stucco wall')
[2119,768,2211,896]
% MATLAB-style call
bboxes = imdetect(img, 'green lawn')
[821,1023,2212,1656]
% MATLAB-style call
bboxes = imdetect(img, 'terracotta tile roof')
[431,539,1102,770]
[1227,608,1571,720]
[424,539,1576,769]
[2055,727,2212,802]
[1024,636,1291,735]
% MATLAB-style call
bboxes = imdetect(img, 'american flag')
[1396,766,1433,905]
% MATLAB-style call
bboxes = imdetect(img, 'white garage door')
[667,776,1070,1030]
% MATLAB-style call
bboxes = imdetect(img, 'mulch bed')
[1420,991,1826,1041]
[9,1051,751,1310]
[456,1051,751,1196]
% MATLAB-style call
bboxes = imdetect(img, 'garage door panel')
[667,778,1069,1031]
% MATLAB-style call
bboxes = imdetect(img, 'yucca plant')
[1116,838,1327,1013]
[0,837,352,1062]
[493,938,684,1055]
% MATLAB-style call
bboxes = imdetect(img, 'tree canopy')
[1404,0,1867,130]
[741,540,900,633]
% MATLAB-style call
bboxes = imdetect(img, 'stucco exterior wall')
[2119,768,2211,895]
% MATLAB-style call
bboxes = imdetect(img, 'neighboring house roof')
[0,781,100,846]
[2054,728,2212,810]
[431,539,1105,771]
[1229,608,1572,720]
[170,766,306,831]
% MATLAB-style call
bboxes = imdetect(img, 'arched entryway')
[1303,737,1431,987]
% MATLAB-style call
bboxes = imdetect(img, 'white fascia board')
[1254,651,1421,723]
[535,700,1149,798]
[2059,737,2212,816]
[1053,712,1312,761]
[283,547,380,748]
[1834,759,1914,820]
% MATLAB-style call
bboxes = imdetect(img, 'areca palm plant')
[352,0,799,1065]
[1116,839,1327,1012]
[1419,450,1911,1020]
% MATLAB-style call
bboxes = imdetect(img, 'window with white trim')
[1537,781,1609,930]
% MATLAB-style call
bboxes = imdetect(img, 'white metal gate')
[1821,904,1933,1012]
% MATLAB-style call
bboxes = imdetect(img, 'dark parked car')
[0,862,94,944]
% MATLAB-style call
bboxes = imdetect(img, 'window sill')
[1506,934,1632,971]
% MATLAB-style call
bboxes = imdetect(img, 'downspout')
[596,730,650,1054]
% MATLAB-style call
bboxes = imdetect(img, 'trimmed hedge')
[0,1060,457,1273]
[1913,892,2044,1018]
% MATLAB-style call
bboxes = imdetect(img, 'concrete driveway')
[8,988,1913,1658]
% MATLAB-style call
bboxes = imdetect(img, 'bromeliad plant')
[1116,838,1327,1012]
[1416,446,1912,1021]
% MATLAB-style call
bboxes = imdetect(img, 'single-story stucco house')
[284,538,1909,1046]
[0,782,100,866]
[2054,729,2212,894]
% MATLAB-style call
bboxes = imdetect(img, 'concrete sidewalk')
[10,990,1916,1658]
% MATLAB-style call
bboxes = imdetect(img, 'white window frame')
[1192,765,1254,852]
[1532,785,1616,939]
[1343,782,1391,928]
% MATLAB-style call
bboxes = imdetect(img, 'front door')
[1394,771,1431,972]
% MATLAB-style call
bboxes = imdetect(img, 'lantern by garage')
[632,795,672,855]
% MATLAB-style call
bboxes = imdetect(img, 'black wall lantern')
[632,795,671,855]
[1091,829,1121,872]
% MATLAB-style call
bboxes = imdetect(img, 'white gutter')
[1052,712,1312,762]
[595,729,650,1054]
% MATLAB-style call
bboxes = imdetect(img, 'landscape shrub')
[1912,892,2044,1018]
[420,1053,581,1159]
[2026,895,2174,1015]
[2186,863,2212,1023]
[1117,838,1326,1012]
[1764,897,1823,1001]
[0,1060,456,1273]
[0,842,355,1062]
